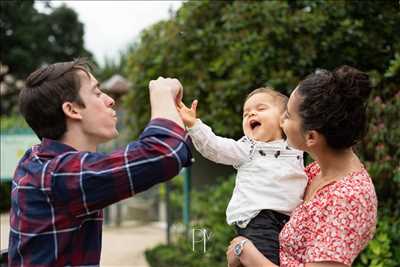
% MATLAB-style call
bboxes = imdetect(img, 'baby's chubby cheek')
[242,124,250,135]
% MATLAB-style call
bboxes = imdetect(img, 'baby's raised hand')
[177,100,198,128]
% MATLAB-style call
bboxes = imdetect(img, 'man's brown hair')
[19,58,92,140]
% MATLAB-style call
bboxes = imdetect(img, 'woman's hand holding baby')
[177,100,198,128]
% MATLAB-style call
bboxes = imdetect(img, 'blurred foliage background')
[1,0,399,266]
[122,1,399,266]
[0,0,94,116]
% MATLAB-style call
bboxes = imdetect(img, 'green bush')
[146,177,236,267]
[159,175,185,224]
[0,115,30,132]
[354,209,400,267]
[124,0,399,139]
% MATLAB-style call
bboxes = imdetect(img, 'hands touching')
[148,76,199,129]
[177,99,198,128]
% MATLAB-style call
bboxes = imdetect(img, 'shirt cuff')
[140,118,194,166]
[187,118,203,133]
[141,118,188,141]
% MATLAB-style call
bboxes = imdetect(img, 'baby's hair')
[245,87,288,113]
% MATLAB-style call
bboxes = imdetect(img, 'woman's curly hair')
[297,65,372,149]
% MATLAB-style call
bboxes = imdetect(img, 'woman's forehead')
[288,87,300,113]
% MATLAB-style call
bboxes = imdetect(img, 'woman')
[226,66,377,267]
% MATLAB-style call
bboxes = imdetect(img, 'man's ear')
[62,102,83,120]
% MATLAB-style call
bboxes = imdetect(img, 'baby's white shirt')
[187,119,308,227]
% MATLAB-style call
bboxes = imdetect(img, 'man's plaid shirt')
[8,119,192,267]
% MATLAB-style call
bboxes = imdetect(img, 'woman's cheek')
[285,124,296,147]
[281,120,289,136]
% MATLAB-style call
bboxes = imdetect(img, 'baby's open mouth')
[250,120,261,130]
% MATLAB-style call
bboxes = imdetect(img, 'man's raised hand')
[149,77,183,104]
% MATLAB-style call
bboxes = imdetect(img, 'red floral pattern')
[280,162,377,266]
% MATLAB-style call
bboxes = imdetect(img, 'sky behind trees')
[35,1,182,65]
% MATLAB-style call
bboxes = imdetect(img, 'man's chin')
[99,130,119,144]
[110,130,119,140]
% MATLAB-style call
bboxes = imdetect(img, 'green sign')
[1,134,39,180]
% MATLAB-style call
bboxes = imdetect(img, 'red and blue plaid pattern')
[8,118,192,267]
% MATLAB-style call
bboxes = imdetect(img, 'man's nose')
[105,94,115,107]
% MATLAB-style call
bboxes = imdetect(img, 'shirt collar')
[35,138,77,158]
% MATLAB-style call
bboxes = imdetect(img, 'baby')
[177,87,307,265]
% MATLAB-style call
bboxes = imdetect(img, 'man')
[8,59,192,266]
